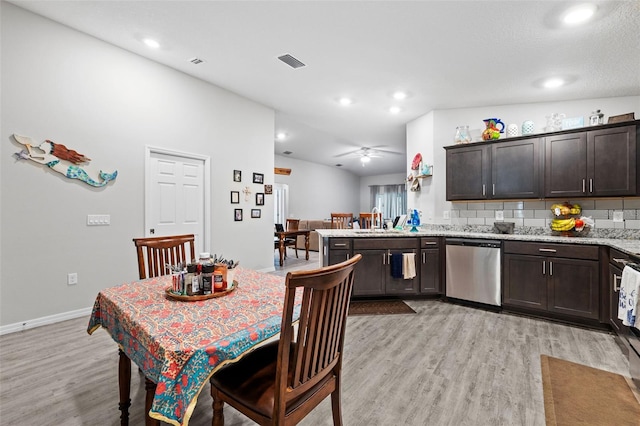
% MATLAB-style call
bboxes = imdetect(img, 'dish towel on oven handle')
[403,253,416,280]
[618,265,640,327]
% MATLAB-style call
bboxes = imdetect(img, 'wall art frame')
[251,209,261,218]
[256,192,264,206]
[253,172,264,184]
[233,170,242,182]
[234,208,243,221]
[230,191,240,204]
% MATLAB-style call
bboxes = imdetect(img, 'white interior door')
[145,147,210,255]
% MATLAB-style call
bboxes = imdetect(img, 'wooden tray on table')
[165,280,237,301]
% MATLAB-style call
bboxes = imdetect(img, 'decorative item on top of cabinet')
[454,125,472,144]
[482,118,504,140]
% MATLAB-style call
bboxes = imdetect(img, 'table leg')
[305,233,310,260]
[145,377,160,426]
[211,386,224,426]
[118,349,131,426]
[279,237,285,266]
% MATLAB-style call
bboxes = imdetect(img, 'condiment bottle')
[186,263,200,296]
[213,269,224,292]
[201,264,214,295]
[214,264,228,291]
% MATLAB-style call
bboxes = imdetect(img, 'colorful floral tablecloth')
[87,267,300,426]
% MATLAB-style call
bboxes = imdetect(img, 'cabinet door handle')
[422,252,426,263]
[382,253,386,265]
[334,243,347,247]
[549,261,553,276]
[482,184,486,196]
[589,178,593,193]
[538,248,557,253]
[492,184,495,196]
[542,261,546,275]
[423,242,438,246]
[582,179,586,193]
[346,254,350,260]
[613,273,622,292]
[613,258,629,266]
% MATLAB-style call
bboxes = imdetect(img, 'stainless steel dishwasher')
[445,238,501,306]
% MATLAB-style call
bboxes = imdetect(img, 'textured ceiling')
[8,1,640,176]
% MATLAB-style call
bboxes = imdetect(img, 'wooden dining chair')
[330,213,353,229]
[359,212,382,229]
[286,219,300,257]
[210,253,362,426]
[275,223,298,259]
[132,234,196,279]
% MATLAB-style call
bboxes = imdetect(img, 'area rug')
[348,300,416,316]
[540,354,640,426]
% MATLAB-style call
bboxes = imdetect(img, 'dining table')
[87,267,302,426]
[274,229,310,266]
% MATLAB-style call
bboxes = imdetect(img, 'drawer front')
[503,241,598,260]
[609,248,639,267]
[354,238,419,250]
[329,239,352,250]
[420,237,440,248]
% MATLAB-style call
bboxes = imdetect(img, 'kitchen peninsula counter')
[316,227,640,256]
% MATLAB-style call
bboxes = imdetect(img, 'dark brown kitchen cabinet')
[352,238,419,297]
[326,238,352,266]
[420,238,441,294]
[445,138,541,200]
[503,241,600,320]
[491,138,541,199]
[544,125,637,198]
[446,144,490,200]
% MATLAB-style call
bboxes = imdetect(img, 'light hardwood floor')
[0,250,631,425]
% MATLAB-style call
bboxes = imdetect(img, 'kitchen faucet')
[371,206,380,231]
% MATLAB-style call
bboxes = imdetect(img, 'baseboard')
[0,306,93,336]
[257,266,276,273]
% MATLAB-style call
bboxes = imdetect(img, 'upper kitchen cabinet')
[544,124,637,198]
[445,138,540,201]
[445,121,639,201]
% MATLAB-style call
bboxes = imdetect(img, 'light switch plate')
[87,214,110,226]
[443,210,450,220]
[495,210,504,220]
[613,211,624,222]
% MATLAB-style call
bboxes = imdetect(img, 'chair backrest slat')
[133,234,196,279]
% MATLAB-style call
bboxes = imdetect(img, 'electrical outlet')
[443,210,450,220]
[495,210,504,220]
[613,211,624,222]
[67,273,78,285]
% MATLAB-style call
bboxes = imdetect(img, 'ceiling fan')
[334,146,402,166]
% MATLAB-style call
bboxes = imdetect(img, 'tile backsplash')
[450,198,640,230]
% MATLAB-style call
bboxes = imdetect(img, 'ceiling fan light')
[360,156,371,163]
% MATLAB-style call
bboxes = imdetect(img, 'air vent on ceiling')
[188,57,206,65]
[335,164,343,167]
[277,54,306,69]
[283,151,293,155]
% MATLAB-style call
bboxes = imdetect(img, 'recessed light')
[389,106,401,114]
[393,91,407,100]
[143,38,160,49]
[562,4,597,25]
[339,97,353,106]
[543,78,565,89]
[276,132,287,141]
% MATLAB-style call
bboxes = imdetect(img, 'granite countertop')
[316,226,640,257]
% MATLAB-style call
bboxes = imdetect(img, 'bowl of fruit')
[550,203,592,237]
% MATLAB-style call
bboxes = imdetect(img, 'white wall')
[274,155,360,219]
[407,96,640,224]
[0,4,275,328]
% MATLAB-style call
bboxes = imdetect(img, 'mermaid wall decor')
[12,134,117,187]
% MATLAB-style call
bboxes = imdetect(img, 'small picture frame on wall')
[253,172,264,184]
[251,209,261,218]
[233,170,242,182]
[256,193,264,206]
[234,209,243,221]
[264,184,272,194]
[230,191,240,204]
